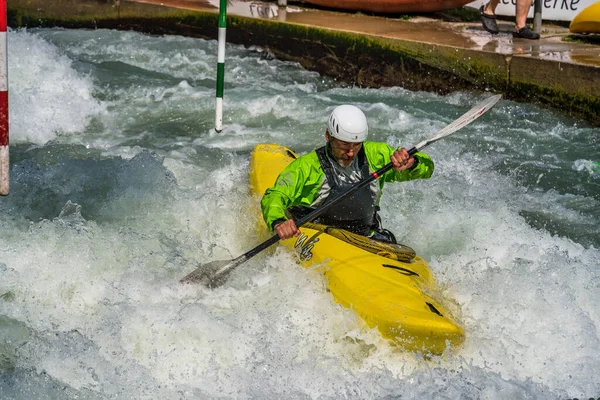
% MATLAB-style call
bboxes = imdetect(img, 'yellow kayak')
[570,2,600,34]
[250,143,465,354]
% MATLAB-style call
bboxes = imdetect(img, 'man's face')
[326,132,363,167]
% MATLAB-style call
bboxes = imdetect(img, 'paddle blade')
[180,259,237,287]
[412,94,502,152]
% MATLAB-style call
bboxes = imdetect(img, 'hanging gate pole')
[0,0,8,195]
[214,0,227,133]
[533,0,542,34]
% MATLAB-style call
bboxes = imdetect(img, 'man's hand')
[391,147,415,171]
[274,219,300,240]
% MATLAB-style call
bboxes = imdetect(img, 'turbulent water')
[1,28,599,399]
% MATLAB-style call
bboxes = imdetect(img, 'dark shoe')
[480,5,499,34]
[513,26,540,40]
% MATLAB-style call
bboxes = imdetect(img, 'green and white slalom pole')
[215,0,227,133]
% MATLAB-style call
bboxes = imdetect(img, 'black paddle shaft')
[240,146,418,261]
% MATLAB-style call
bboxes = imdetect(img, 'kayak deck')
[250,143,464,354]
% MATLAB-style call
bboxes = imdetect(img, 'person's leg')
[515,0,530,29]
[513,0,540,39]
[483,0,500,15]
[481,0,501,34]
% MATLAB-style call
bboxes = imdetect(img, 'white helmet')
[328,105,368,143]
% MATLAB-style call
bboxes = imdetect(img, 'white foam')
[1,28,599,400]
[8,29,105,144]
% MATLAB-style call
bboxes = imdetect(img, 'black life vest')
[313,145,377,235]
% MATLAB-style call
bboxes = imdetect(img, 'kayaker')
[261,104,434,243]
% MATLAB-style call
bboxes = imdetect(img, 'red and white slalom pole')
[0,0,8,195]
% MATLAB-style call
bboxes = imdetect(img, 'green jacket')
[261,141,434,230]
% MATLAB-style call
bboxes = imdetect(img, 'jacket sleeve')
[260,155,323,231]
[364,141,434,183]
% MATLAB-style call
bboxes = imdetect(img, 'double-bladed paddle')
[180,94,502,287]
